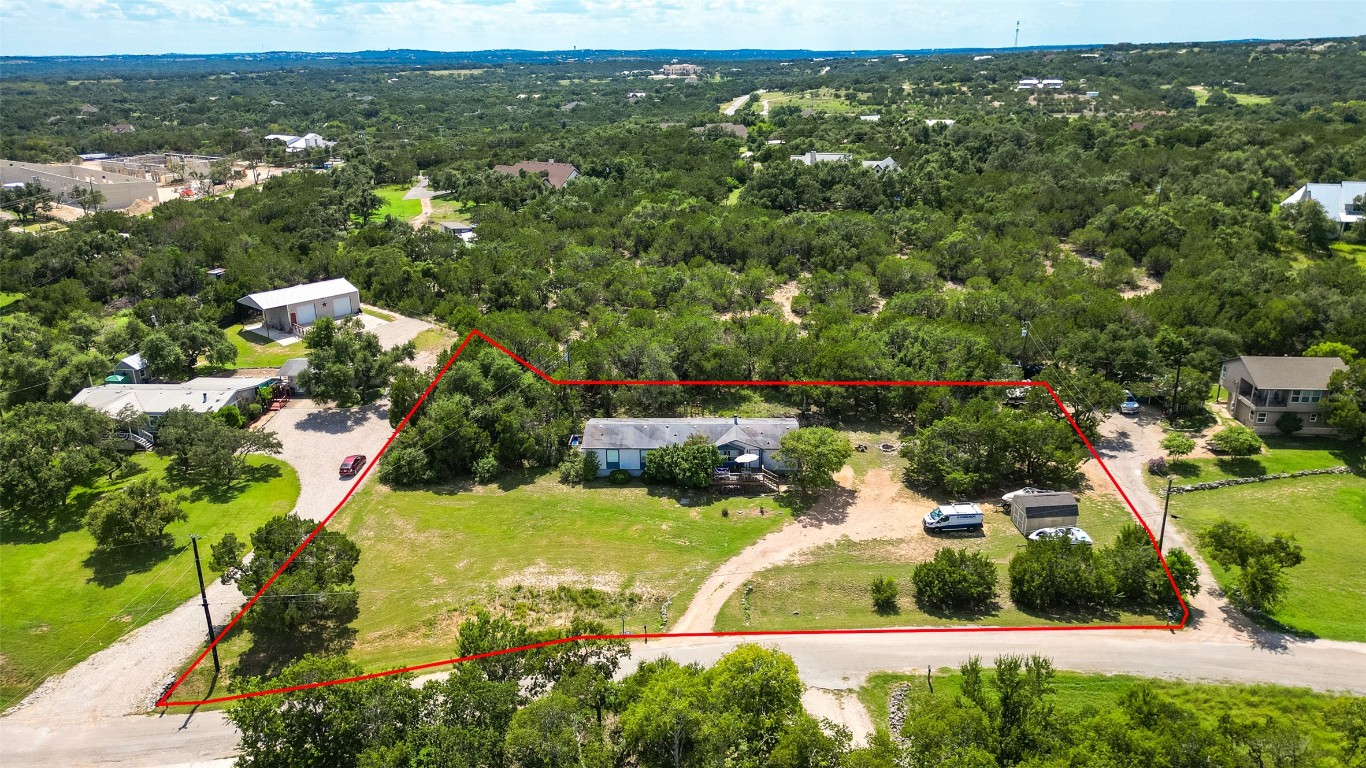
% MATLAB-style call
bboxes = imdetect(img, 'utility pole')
[1159,476,1175,551]
[1170,353,1184,421]
[190,536,221,674]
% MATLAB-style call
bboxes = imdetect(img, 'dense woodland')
[4,38,1366,493]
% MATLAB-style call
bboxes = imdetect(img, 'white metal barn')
[238,278,361,334]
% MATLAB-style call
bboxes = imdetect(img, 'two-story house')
[1218,355,1348,435]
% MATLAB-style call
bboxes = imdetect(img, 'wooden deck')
[711,467,783,493]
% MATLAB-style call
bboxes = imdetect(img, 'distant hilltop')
[4,37,1357,78]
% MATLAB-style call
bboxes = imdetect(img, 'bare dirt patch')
[771,281,802,324]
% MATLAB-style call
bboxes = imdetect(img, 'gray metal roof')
[278,358,309,378]
[580,418,799,451]
[1011,491,1078,518]
[1229,356,1347,391]
[70,377,271,417]
[1281,182,1365,224]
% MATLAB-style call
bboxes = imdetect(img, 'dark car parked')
[339,454,366,477]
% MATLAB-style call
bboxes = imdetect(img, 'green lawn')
[753,88,867,114]
[362,306,395,321]
[331,474,790,672]
[1187,85,1274,105]
[860,670,1354,752]
[1330,242,1366,268]
[0,454,299,709]
[428,196,472,223]
[374,184,422,221]
[224,323,308,368]
[0,292,22,309]
[1161,436,1364,485]
[1167,473,1366,641]
[715,492,1167,632]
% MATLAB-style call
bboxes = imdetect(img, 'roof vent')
[733,414,739,424]
[203,393,208,403]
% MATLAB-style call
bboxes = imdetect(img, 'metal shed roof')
[1011,491,1079,518]
[238,278,358,311]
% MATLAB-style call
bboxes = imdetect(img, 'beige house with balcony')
[1218,355,1348,435]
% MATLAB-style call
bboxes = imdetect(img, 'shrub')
[1009,537,1116,611]
[1274,412,1303,436]
[1210,424,1262,456]
[558,454,584,484]
[1159,433,1196,458]
[379,445,432,486]
[1147,456,1168,475]
[607,468,631,485]
[1164,548,1201,599]
[582,449,601,478]
[870,576,899,614]
[472,453,500,484]
[216,404,246,429]
[912,549,998,612]
[246,402,264,421]
[1101,524,1174,607]
[640,435,720,488]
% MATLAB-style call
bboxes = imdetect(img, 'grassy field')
[715,492,1167,632]
[1161,436,1364,485]
[860,670,1354,752]
[1330,242,1366,268]
[328,474,791,672]
[752,88,868,114]
[0,454,299,709]
[373,184,421,221]
[428,196,472,223]
[224,323,308,368]
[1188,85,1274,105]
[1167,473,1366,641]
[0,292,22,309]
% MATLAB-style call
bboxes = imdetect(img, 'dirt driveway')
[668,468,932,635]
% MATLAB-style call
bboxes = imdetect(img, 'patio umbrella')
[735,453,760,463]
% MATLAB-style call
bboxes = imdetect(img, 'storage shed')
[238,278,361,334]
[1010,491,1079,535]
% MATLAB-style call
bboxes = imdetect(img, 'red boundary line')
[158,329,1190,707]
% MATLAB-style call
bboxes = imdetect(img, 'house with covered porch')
[573,417,798,477]
[1217,355,1348,435]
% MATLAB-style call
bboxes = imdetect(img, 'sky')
[0,0,1362,57]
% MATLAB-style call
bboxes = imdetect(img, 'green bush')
[1009,537,1116,611]
[216,404,246,429]
[640,435,720,488]
[582,449,601,478]
[1210,424,1262,456]
[912,549,998,612]
[472,453,500,484]
[379,445,433,486]
[246,402,264,421]
[870,576,899,614]
[559,454,584,484]
[1274,412,1303,436]
[607,469,631,485]
[1159,433,1196,458]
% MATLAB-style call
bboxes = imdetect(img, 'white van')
[923,502,985,533]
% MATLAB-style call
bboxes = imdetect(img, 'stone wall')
[1170,465,1353,494]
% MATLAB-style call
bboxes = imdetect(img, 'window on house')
[1255,412,1267,424]
[605,449,619,470]
[1290,390,1323,403]
[1309,413,1318,423]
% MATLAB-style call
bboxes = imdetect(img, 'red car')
[339,455,366,477]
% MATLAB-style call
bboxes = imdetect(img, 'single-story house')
[790,150,854,165]
[71,376,272,426]
[492,160,579,188]
[437,221,475,236]
[1280,182,1364,235]
[238,278,361,334]
[1010,491,1079,535]
[692,122,749,139]
[264,133,336,153]
[575,417,799,477]
[861,157,899,173]
[1218,355,1348,435]
[107,353,149,384]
